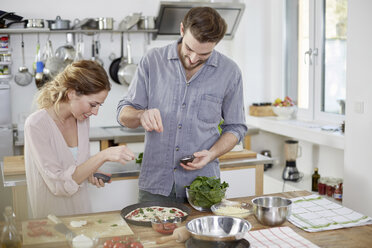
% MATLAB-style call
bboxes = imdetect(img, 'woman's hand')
[103,145,135,164]
[180,150,213,171]
[88,171,112,188]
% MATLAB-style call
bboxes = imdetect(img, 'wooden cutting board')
[3,155,25,175]
[22,212,133,247]
[219,149,257,161]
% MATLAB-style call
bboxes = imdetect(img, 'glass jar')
[333,183,343,201]
[0,36,9,49]
[318,177,327,195]
[326,182,336,197]
[0,206,22,248]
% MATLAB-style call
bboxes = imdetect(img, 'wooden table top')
[9,191,372,248]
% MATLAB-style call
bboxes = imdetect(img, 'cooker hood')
[155,1,245,40]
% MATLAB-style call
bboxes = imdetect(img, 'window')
[285,0,347,123]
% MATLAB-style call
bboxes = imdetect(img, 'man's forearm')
[119,106,145,128]
[209,132,239,161]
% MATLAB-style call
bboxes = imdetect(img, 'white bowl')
[272,106,296,120]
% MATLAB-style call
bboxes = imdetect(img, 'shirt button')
[175,146,179,151]
[186,82,190,86]
[174,168,177,171]
[178,124,182,129]
[182,103,186,108]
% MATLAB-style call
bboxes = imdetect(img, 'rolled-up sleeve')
[25,122,80,196]
[221,70,248,142]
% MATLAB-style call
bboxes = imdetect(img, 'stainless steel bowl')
[186,216,252,242]
[252,196,292,226]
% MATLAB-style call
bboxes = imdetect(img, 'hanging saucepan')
[109,32,126,84]
[118,34,137,86]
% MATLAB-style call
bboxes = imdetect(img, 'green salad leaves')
[186,176,229,208]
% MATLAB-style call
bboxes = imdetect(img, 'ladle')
[14,34,32,86]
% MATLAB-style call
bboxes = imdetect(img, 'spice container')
[1,53,11,62]
[0,36,9,49]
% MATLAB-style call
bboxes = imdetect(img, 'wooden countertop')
[12,191,372,248]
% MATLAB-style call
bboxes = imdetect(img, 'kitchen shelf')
[0,28,158,35]
[0,62,12,65]
[246,115,344,150]
[0,75,12,80]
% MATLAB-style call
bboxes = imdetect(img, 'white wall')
[1,0,253,128]
[343,0,372,216]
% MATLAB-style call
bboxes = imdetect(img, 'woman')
[24,60,134,218]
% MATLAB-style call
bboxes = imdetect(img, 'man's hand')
[140,108,163,132]
[180,150,213,171]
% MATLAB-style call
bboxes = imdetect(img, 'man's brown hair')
[182,7,227,43]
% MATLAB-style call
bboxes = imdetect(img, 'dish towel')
[288,194,372,232]
[243,226,319,248]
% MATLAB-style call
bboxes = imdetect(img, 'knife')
[48,214,76,237]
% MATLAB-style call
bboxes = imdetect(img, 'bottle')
[311,168,320,192]
[1,206,22,248]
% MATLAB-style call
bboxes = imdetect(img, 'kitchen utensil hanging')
[91,35,103,66]
[14,34,32,86]
[109,32,126,84]
[118,33,137,86]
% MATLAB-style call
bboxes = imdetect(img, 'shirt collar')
[167,37,219,68]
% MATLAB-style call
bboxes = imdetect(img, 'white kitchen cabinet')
[88,178,139,213]
[220,165,262,199]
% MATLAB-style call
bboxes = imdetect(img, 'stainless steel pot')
[47,16,70,30]
[98,17,113,30]
[137,16,155,30]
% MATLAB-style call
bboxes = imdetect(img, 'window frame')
[286,0,346,124]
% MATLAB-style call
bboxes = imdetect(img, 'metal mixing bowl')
[186,216,252,242]
[252,196,292,226]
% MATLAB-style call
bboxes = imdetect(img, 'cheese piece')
[70,220,87,228]
[214,206,250,218]
[72,234,93,248]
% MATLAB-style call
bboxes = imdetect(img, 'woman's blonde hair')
[37,60,111,111]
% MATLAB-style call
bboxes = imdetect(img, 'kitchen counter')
[12,190,372,247]
[1,154,272,186]
[14,125,260,147]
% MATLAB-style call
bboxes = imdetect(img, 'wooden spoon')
[155,226,190,244]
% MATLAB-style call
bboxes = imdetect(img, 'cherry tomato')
[113,243,125,248]
[112,236,122,242]
[130,242,144,248]
[103,240,114,248]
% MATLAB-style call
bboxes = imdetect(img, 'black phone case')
[93,173,111,183]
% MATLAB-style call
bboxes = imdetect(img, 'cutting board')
[22,212,134,247]
[3,155,25,175]
[219,149,257,161]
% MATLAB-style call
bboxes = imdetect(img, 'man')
[117,7,247,202]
